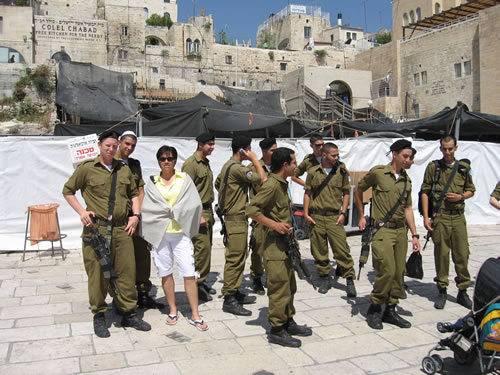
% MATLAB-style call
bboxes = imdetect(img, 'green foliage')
[218,29,228,45]
[13,77,28,101]
[314,49,328,58]
[257,30,276,49]
[0,111,14,122]
[32,76,52,96]
[146,14,167,27]
[161,49,169,57]
[203,22,212,32]
[17,99,44,122]
[0,96,15,106]
[375,31,392,44]
[16,0,28,6]
[31,65,50,79]
[166,17,173,29]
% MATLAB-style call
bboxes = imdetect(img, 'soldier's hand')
[412,237,421,252]
[304,215,316,225]
[80,211,96,227]
[358,216,367,231]
[125,216,139,236]
[241,149,258,162]
[200,216,207,227]
[424,217,433,231]
[336,214,345,225]
[445,192,462,202]
[273,222,291,235]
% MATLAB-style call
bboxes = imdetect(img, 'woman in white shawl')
[142,145,207,331]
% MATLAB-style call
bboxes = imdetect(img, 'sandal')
[188,318,208,331]
[166,314,178,325]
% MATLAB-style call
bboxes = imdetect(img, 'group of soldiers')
[63,129,499,347]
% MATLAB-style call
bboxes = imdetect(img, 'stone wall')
[478,6,499,115]
[38,0,97,19]
[0,5,33,64]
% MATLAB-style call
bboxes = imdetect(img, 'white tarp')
[1,136,499,252]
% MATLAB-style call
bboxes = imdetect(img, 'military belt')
[440,209,464,215]
[375,220,405,229]
[309,208,340,216]
[224,215,247,222]
[202,203,213,210]
[95,218,128,227]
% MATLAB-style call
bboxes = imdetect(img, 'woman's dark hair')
[271,147,294,173]
[156,145,177,161]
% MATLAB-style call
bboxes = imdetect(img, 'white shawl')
[142,173,202,248]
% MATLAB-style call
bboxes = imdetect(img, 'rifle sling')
[312,166,337,200]
[433,161,459,216]
[372,175,407,237]
[218,162,236,215]
[106,166,119,244]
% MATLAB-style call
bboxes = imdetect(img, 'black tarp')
[56,62,138,122]
[340,105,500,141]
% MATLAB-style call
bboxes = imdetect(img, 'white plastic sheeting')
[1,136,499,251]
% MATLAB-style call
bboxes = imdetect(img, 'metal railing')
[401,13,479,42]
[258,4,330,34]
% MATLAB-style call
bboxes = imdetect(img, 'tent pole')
[138,114,143,137]
[265,128,269,138]
[454,102,462,141]
[290,120,294,138]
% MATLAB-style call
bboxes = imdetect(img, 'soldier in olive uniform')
[249,137,277,295]
[303,143,356,297]
[292,134,324,186]
[182,133,217,302]
[215,135,267,316]
[248,147,312,348]
[355,139,421,330]
[63,130,151,338]
[420,135,475,310]
[117,131,163,310]
[489,181,500,210]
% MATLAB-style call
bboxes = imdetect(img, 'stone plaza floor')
[0,225,498,374]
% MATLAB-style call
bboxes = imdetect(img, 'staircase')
[303,86,354,121]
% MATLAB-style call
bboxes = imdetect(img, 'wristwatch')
[412,234,420,239]
[461,193,465,201]
[340,212,347,217]
[132,213,142,221]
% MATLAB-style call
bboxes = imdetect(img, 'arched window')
[144,8,148,20]
[164,12,170,20]
[186,38,192,54]
[403,13,409,27]
[410,10,415,24]
[416,7,422,21]
[435,3,441,15]
[193,39,200,53]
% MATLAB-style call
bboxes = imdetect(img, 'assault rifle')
[83,216,120,295]
[282,230,314,288]
[214,204,228,247]
[357,216,373,280]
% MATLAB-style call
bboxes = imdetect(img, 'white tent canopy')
[1,136,499,252]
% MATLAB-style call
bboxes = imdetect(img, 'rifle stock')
[282,231,315,288]
[357,216,373,280]
[214,204,228,247]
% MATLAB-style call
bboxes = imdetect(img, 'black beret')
[390,139,412,152]
[99,130,121,141]
[196,132,215,143]
[259,137,276,150]
[411,147,417,156]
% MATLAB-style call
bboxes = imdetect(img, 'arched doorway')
[328,80,352,105]
[51,51,71,63]
[0,47,26,63]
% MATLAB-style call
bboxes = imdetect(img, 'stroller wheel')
[431,354,443,373]
[422,356,437,375]
[295,229,306,240]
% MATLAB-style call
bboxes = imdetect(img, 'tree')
[375,31,392,44]
[218,29,228,45]
[257,30,276,49]
[146,14,167,27]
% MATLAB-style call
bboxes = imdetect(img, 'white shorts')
[152,233,197,278]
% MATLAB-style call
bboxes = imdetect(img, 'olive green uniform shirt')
[182,152,214,205]
[62,157,138,223]
[250,159,271,200]
[358,164,412,222]
[215,157,261,216]
[492,181,500,200]
[421,159,475,211]
[305,162,350,211]
[122,157,145,190]
[295,153,321,177]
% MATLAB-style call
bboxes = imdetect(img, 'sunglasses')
[159,157,176,162]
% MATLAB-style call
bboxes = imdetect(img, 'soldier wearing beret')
[249,137,277,295]
[292,134,324,186]
[63,130,151,338]
[248,147,312,348]
[215,135,267,316]
[303,142,357,297]
[420,135,475,310]
[182,132,217,302]
[354,139,421,330]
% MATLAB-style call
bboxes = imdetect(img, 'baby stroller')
[422,257,500,375]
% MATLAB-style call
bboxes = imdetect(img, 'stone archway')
[0,46,26,64]
[328,80,352,105]
[145,36,166,46]
[51,51,71,63]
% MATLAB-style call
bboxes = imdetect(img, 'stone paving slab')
[0,225,498,374]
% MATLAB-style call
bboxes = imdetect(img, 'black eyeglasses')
[159,157,176,162]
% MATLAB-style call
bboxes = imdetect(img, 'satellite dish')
[278,38,290,50]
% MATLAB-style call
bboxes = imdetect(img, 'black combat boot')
[346,277,357,298]
[121,311,151,331]
[286,318,312,337]
[318,275,330,294]
[198,285,213,302]
[382,305,411,328]
[334,265,343,281]
[222,295,252,316]
[366,303,383,330]
[434,288,447,309]
[252,278,265,295]
[93,312,110,338]
[268,326,301,348]
[202,283,216,295]
[235,290,257,304]
[457,289,472,309]
[137,292,164,309]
